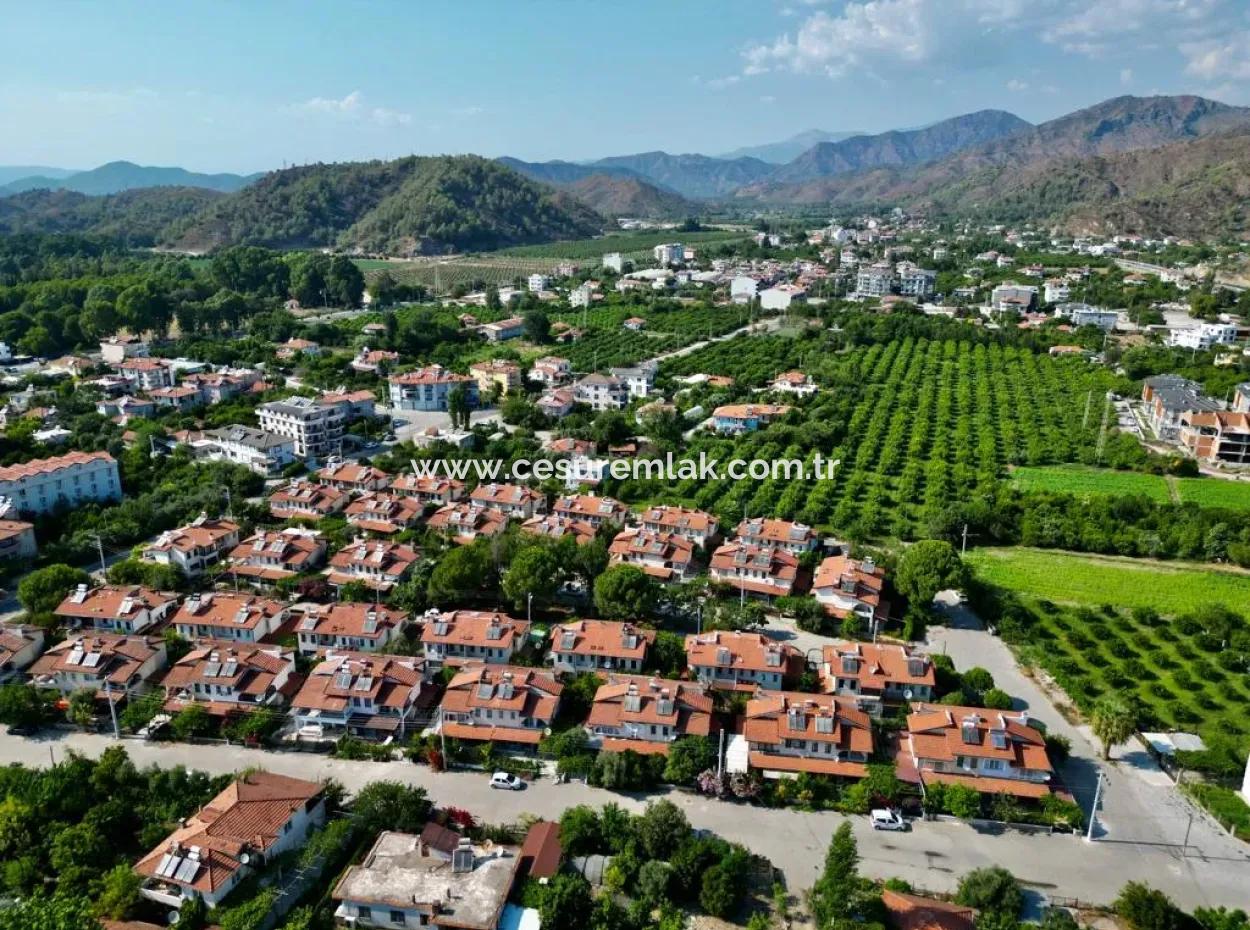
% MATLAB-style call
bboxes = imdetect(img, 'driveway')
[927,593,1248,867]
[5,728,1249,909]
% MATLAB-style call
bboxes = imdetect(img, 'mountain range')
[718,130,863,164]
[3,95,1250,246]
[0,161,262,196]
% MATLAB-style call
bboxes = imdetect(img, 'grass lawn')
[1008,465,1172,502]
[967,547,1250,615]
[1175,477,1250,511]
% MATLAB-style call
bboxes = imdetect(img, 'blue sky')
[3,0,1249,173]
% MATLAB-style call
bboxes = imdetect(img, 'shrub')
[955,866,1023,918]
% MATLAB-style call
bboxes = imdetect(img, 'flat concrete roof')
[334,831,519,930]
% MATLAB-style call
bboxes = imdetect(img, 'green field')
[1009,465,1172,502]
[1175,477,1250,510]
[491,229,751,261]
[967,547,1250,615]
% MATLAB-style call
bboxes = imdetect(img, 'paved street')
[3,725,1247,909]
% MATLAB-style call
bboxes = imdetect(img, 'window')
[390,910,407,925]
[983,758,1004,771]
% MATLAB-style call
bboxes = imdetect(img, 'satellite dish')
[240,853,251,865]
[903,689,913,700]
[168,911,181,925]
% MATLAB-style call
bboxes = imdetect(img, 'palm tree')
[1091,694,1137,760]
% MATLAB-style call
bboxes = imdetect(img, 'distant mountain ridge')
[559,174,693,219]
[0,161,262,196]
[718,130,863,164]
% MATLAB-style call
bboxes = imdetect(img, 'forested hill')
[164,155,606,254]
[0,187,225,244]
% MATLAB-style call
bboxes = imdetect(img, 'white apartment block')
[856,263,894,297]
[258,396,345,461]
[895,262,936,298]
[188,426,296,476]
[1169,322,1240,350]
[653,242,684,266]
[0,451,121,516]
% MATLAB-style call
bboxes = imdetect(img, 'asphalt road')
[3,725,1247,910]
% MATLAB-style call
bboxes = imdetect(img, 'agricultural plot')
[967,547,1250,615]
[623,336,1117,537]
[1175,477,1250,511]
[358,256,567,293]
[554,304,755,371]
[1016,598,1250,747]
[1008,465,1172,503]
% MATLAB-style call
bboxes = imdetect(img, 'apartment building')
[438,665,562,747]
[257,396,345,461]
[142,515,240,577]
[761,284,807,311]
[548,620,654,673]
[711,403,791,434]
[895,261,937,298]
[710,541,799,599]
[268,481,350,520]
[186,426,296,475]
[1141,374,1222,440]
[100,334,148,364]
[291,651,432,741]
[1169,322,1240,350]
[171,592,288,643]
[1044,279,1071,304]
[575,373,629,411]
[318,388,377,422]
[684,631,801,692]
[609,528,697,583]
[743,691,873,779]
[160,643,295,716]
[295,603,409,655]
[585,674,713,754]
[388,366,479,412]
[427,502,509,544]
[0,624,45,684]
[608,362,657,400]
[469,482,546,519]
[136,772,325,909]
[0,451,121,515]
[55,583,176,634]
[421,609,530,667]
[735,517,818,554]
[990,283,1038,314]
[1055,302,1118,331]
[469,359,523,397]
[653,242,684,266]
[811,554,888,626]
[345,493,424,535]
[226,527,326,583]
[29,632,167,699]
[1179,410,1250,465]
[325,539,421,591]
[639,505,719,547]
[904,703,1054,798]
[856,262,894,297]
[820,641,935,715]
[115,357,175,391]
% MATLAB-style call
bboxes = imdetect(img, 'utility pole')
[90,534,106,576]
[716,727,725,779]
[527,592,533,627]
[103,681,120,739]
[961,523,970,556]
[1085,770,1104,842]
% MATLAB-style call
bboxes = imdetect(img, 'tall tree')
[1091,694,1138,760]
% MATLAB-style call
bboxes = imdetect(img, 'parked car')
[490,771,525,790]
[870,809,908,831]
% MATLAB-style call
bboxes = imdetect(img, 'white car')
[489,771,524,790]
[870,809,908,831]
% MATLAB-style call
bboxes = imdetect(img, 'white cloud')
[1120,67,1134,85]
[741,0,1238,82]
[297,91,411,126]
[1006,78,1029,92]
[1182,30,1250,82]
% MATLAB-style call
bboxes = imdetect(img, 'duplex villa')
[55,583,177,634]
[268,481,349,520]
[684,631,802,692]
[325,539,421,591]
[735,517,818,554]
[520,513,596,546]
[29,632,167,700]
[390,473,465,505]
[639,505,719,547]
[438,665,563,747]
[427,502,509,544]
[903,703,1054,799]
[742,691,873,779]
[821,641,936,715]
[609,528,697,583]
[226,527,326,584]
[160,643,295,717]
[318,461,391,493]
[0,625,45,684]
[142,515,241,577]
[470,482,546,519]
[586,674,714,755]
[171,592,288,643]
[295,603,409,654]
[291,651,432,742]
[553,493,629,528]
[421,610,531,666]
[811,554,888,626]
[346,493,424,535]
[709,541,799,599]
[547,620,654,673]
